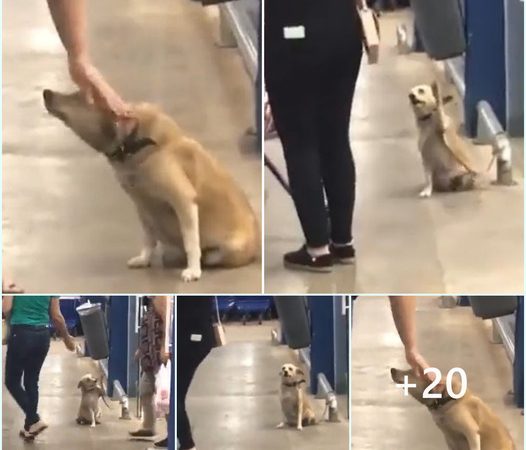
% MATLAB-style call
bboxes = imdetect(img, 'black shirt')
[177,296,215,349]
[265,0,362,83]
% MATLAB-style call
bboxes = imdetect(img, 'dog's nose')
[408,93,416,102]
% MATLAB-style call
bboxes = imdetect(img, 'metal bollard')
[476,101,515,186]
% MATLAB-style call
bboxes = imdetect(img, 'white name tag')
[283,26,306,40]
[190,334,202,342]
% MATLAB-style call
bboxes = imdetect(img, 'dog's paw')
[297,425,303,431]
[90,423,96,428]
[181,266,202,282]
[127,254,151,269]
[276,422,285,429]
[419,188,432,198]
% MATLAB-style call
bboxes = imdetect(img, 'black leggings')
[5,325,50,429]
[267,49,362,247]
[177,340,212,450]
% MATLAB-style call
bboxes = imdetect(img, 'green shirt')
[10,296,53,326]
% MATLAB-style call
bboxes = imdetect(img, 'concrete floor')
[2,341,165,450]
[3,0,261,293]
[185,333,349,449]
[264,11,523,294]
[351,297,524,450]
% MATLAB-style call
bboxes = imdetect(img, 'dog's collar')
[283,379,307,388]
[427,394,455,410]
[107,124,157,162]
[417,112,434,122]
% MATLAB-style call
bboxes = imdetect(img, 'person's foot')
[129,429,156,438]
[330,243,356,264]
[283,245,333,273]
[154,437,168,448]
[19,430,35,441]
[27,420,48,436]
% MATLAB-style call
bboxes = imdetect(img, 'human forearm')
[47,0,89,60]
[389,296,418,351]
[2,296,13,316]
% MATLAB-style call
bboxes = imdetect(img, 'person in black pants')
[177,296,216,450]
[265,1,364,272]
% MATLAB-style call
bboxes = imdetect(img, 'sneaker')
[27,420,48,436]
[129,429,156,438]
[19,430,35,441]
[283,245,333,273]
[154,437,168,448]
[330,243,356,264]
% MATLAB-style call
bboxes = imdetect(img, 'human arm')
[152,296,170,364]
[46,0,129,117]
[2,296,14,316]
[389,296,431,379]
[49,298,76,351]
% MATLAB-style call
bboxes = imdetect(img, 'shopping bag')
[154,364,171,418]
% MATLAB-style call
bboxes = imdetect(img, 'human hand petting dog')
[405,347,434,382]
[69,57,130,119]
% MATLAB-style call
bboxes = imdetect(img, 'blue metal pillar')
[504,0,524,136]
[514,297,523,408]
[464,0,506,136]
[308,297,335,395]
[333,297,348,394]
[107,296,136,397]
[169,298,175,450]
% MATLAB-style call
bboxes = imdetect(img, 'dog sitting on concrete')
[409,82,483,198]
[277,363,317,431]
[77,374,108,427]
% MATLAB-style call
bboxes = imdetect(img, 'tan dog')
[409,82,482,198]
[43,90,259,282]
[277,363,317,431]
[391,368,515,450]
[77,374,107,427]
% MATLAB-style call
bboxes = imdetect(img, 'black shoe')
[283,245,333,273]
[154,437,168,448]
[330,243,356,264]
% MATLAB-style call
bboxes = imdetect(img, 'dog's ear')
[295,368,305,376]
[442,95,454,105]
[77,381,83,389]
[431,81,441,101]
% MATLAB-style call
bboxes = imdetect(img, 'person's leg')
[130,371,156,435]
[318,45,363,249]
[177,348,210,450]
[267,77,331,254]
[22,329,51,431]
[4,329,30,417]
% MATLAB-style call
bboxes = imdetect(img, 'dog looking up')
[77,374,108,427]
[277,363,317,431]
[409,82,484,198]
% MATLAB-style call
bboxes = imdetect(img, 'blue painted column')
[514,297,523,408]
[464,0,506,136]
[169,298,175,450]
[308,297,335,395]
[107,296,132,397]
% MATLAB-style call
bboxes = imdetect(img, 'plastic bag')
[154,363,171,418]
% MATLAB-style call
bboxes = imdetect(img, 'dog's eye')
[418,88,425,95]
